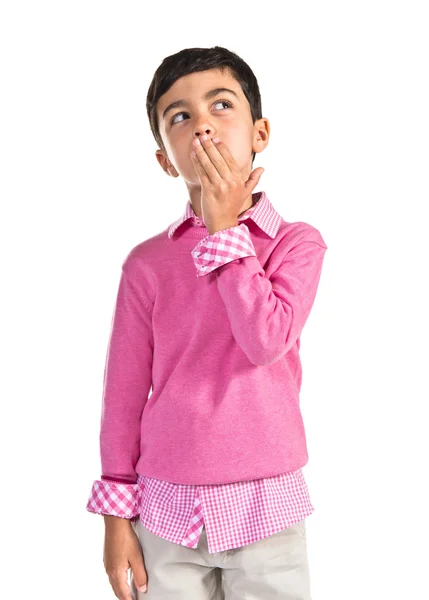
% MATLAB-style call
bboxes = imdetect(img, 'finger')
[129,525,149,594]
[109,567,134,600]
[191,149,212,185]
[192,142,217,184]
[199,136,231,180]
[245,167,265,192]
[129,557,148,594]
[130,565,148,596]
[211,138,241,177]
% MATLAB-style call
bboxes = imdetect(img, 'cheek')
[226,136,251,166]
[168,143,189,171]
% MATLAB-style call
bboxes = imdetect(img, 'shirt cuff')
[86,479,141,519]
[191,223,256,277]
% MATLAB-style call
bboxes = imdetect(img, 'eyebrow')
[162,87,240,122]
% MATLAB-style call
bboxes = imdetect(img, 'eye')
[170,99,233,125]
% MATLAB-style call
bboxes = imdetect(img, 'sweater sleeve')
[203,224,328,366]
[86,262,154,515]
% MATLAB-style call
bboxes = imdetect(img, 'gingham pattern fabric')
[168,190,282,238]
[171,191,283,277]
[86,470,314,553]
[191,222,257,277]
[86,190,316,552]
[87,480,141,519]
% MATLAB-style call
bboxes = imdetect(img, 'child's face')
[155,68,267,186]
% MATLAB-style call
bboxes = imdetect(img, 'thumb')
[130,556,148,594]
[245,167,265,191]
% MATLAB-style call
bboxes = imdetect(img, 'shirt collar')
[167,191,283,239]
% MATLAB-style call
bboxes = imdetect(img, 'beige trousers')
[130,518,312,599]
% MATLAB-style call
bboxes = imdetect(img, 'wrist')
[208,222,239,235]
[103,514,132,527]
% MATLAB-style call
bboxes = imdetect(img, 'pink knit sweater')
[95,190,327,487]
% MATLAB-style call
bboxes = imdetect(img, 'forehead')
[156,68,243,119]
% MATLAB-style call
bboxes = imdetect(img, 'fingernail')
[139,584,147,592]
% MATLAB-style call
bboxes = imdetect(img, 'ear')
[252,118,270,154]
[155,150,179,178]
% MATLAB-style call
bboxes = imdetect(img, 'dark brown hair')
[146,46,263,164]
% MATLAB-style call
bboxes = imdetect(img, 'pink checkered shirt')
[86,191,317,553]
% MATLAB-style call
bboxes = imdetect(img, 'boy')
[86,45,328,600]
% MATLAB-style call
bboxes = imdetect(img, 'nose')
[194,129,215,140]
[193,116,217,140]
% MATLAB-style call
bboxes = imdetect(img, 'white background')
[1,1,428,598]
